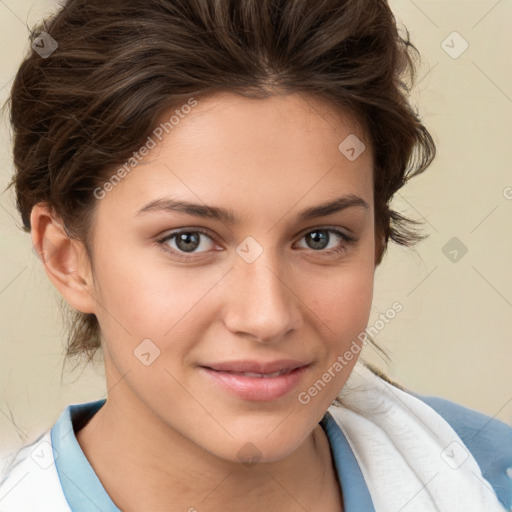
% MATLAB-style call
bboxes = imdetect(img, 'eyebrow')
[135,194,369,224]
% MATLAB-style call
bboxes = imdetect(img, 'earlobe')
[30,203,97,314]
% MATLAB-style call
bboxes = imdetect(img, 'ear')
[30,203,97,314]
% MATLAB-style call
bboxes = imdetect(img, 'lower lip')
[200,366,309,401]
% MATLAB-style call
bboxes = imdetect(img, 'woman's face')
[87,91,377,462]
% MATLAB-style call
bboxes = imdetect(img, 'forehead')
[95,91,373,224]
[161,91,369,156]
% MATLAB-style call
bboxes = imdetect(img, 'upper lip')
[201,359,310,374]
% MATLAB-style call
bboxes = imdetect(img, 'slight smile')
[199,359,312,401]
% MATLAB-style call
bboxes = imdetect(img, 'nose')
[223,249,302,343]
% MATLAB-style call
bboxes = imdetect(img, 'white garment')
[331,361,507,511]
[0,430,72,511]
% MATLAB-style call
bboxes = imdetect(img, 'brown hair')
[5,0,436,367]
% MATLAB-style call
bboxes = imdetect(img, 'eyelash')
[155,227,357,262]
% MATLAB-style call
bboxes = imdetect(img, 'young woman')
[0,0,511,511]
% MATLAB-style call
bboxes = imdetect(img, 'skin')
[31,91,382,512]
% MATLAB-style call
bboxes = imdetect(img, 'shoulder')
[355,363,512,509]
[413,392,512,510]
[0,430,71,512]
[364,364,512,484]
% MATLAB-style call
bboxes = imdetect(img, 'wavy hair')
[5,0,436,366]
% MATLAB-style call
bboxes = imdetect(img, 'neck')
[75,393,342,512]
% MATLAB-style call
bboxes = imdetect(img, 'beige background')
[1,0,511,453]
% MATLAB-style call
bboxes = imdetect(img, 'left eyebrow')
[134,194,369,224]
[298,195,369,221]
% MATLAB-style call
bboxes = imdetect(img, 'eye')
[157,228,218,261]
[295,228,357,257]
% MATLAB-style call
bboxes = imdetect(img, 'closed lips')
[200,360,311,401]
[200,360,310,375]
[208,369,292,378]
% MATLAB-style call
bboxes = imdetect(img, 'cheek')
[334,270,374,337]
[90,243,197,350]
[90,243,232,381]
[305,251,375,339]
[300,253,375,390]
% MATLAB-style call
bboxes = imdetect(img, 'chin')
[199,422,313,466]
[210,440,298,466]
